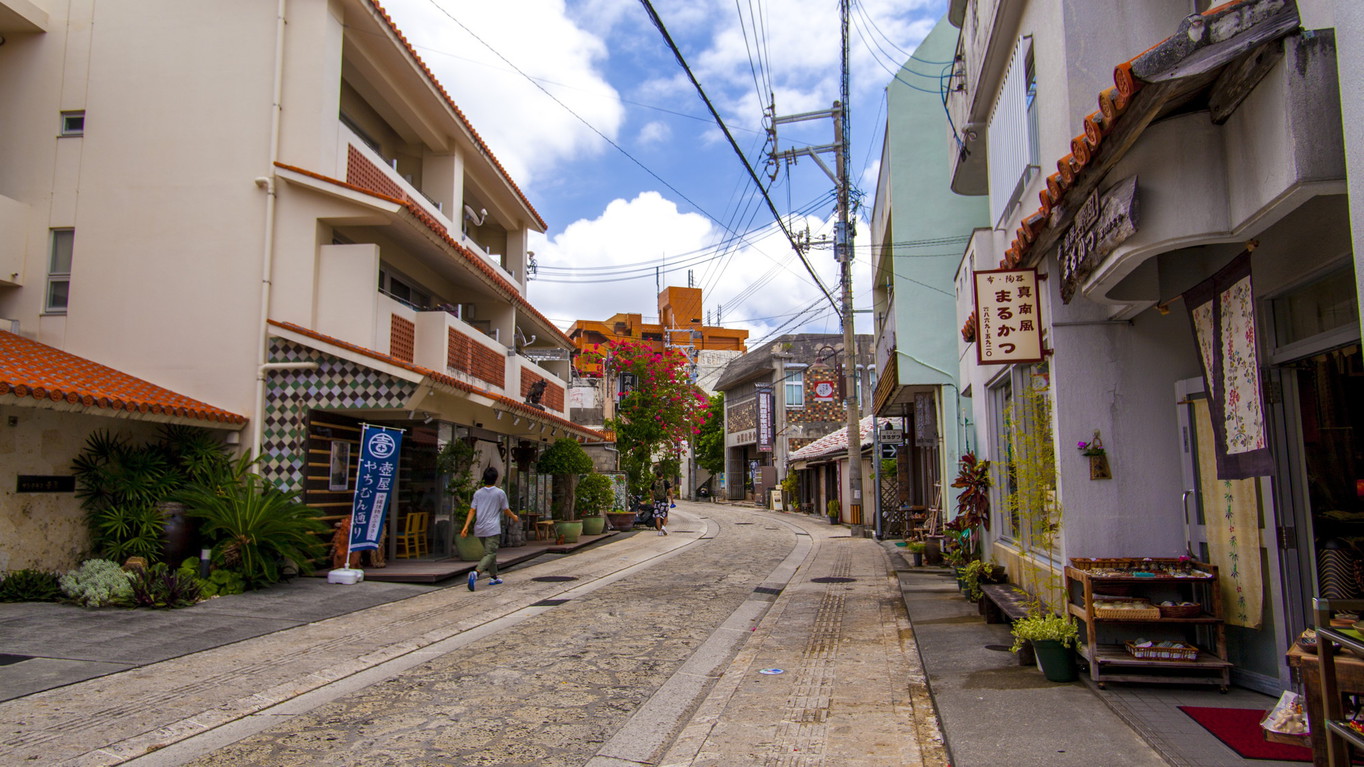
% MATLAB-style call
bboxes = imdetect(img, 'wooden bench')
[981,583,1037,666]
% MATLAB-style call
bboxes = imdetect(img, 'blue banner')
[348,424,403,552]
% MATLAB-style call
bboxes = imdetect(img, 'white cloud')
[381,0,624,186]
[637,120,671,146]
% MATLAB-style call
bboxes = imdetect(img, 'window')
[377,266,430,310]
[992,363,1058,553]
[60,111,85,136]
[987,36,1037,226]
[785,370,804,408]
[46,229,74,313]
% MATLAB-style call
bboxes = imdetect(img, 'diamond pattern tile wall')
[261,339,417,492]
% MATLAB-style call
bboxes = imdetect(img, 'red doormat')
[1178,706,1311,762]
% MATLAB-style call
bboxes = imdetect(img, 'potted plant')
[827,499,840,524]
[959,559,1005,602]
[904,540,926,567]
[575,472,613,535]
[436,438,481,560]
[1010,612,1080,682]
[537,438,593,542]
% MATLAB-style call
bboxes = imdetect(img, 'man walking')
[651,468,672,536]
[462,466,519,591]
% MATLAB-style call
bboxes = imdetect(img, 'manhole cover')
[530,576,579,582]
[531,599,569,607]
[985,644,1012,652]
[811,577,856,584]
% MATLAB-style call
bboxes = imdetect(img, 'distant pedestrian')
[651,468,672,536]
[462,466,519,591]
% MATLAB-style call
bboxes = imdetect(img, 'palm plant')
[72,431,173,561]
[179,473,328,589]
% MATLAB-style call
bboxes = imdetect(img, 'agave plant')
[179,473,328,589]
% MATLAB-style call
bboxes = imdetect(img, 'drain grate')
[0,654,32,666]
[985,644,1012,652]
[530,576,579,582]
[811,577,856,584]
[753,586,784,595]
[531,599,569,607]
[734,522,754,525]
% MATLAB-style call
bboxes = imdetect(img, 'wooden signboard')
[974,268,1044,365]
[1059,176,1139,303]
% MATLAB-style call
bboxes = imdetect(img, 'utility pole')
[768,0,862,532]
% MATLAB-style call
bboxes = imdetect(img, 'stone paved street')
[0,502,944,766]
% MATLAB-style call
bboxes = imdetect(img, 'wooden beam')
[1131,0,1299,83]
[1208,40,1285,124]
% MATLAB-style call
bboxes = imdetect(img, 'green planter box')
[581,516,606,535]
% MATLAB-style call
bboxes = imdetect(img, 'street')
[0,502,945,766]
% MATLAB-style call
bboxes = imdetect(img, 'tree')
[695,392,725,476]
[536,438,594,521]
[592,340,710,499]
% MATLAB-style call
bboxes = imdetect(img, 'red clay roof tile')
[0,331,246,425]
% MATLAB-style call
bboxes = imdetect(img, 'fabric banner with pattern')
[1183,253,1273,479]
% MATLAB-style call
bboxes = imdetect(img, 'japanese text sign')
[756,385,774,453]
[973,268,1044,365]
[348,424,404,552]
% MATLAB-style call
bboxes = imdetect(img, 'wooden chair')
[395,511,429,558]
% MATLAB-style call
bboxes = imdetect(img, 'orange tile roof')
[365,0,547,232]
[1001,0,1291,275]
[275,162,572,348]
[0,331,246,425]
[269,320,605,442]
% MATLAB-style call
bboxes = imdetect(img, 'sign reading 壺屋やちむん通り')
[348,424,404,552]
[973,268,1044,365]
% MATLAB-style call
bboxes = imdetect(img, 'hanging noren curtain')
[1183,252,1273,480]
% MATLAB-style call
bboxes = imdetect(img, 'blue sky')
[382,0,949,343]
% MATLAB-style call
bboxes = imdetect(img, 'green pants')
[476,535,501,578]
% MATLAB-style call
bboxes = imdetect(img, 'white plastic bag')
[1261,690,1308,735]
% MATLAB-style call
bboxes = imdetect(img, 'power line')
[637,0,839,317]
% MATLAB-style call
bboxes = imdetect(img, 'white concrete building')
[948,0,1354,694]
[0,0,598,570]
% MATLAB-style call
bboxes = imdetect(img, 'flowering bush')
[589,340,711,496]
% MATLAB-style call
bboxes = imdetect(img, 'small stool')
[535,520,556,541]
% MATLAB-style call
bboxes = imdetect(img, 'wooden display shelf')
[1068,559,1230,691]
[1066,604,1219,623]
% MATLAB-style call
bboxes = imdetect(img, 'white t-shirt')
[470,485,509,537]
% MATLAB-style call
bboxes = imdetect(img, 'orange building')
[567,287,748,377]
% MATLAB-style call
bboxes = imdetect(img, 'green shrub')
[1010,612,1079,652]
[575,472,614,517]
[60,559,133,607]
[177,558,245,598]
[128,563,202,608]
[0,569,64,602]
[179,473,327,589]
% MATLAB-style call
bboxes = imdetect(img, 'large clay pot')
[606,512,635,532]
[1033,640,1078,682]
[555,521,583,543]
[454,534,484,562]
[580,516,606,535]
[157,501,198,566]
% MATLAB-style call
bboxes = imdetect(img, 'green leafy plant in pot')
[1010,611,1080,682]
[904,540,926,567]
[537,438,593,542]
[959,559,1005,602]
[437,438,483,560]
[575,472,613,535]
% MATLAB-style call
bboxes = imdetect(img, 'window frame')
[60,111,85,137]
[46,228,74,314]
[784,369,805,409]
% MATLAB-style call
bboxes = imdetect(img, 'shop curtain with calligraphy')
[1183,253,1272,479]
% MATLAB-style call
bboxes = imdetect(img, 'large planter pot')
[1032,640,1078,682]
[605,512,635,532]
[580,515,606,535]
[454,534,484,562]
[555,520,583,543]
[157,501,198,566]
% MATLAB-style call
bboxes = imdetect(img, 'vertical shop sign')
[973,268,1044,365]
[756,384,774,453]
[348,424,404,552]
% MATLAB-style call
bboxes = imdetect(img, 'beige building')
[0,0,599,570]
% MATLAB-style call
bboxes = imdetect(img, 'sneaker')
[662,526,668,535]
[467,571,478,591]
[489,577,504,585]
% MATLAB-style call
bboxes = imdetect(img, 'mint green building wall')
[882,16,990,473]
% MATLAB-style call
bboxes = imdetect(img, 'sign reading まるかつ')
[974,268,1044,365]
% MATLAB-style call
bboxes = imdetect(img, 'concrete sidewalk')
[884,542,1296,767]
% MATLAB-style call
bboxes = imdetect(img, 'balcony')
[0,194,27,286]
[340,127,520,289]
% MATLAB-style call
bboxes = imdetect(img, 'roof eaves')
[364,0,547,232]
